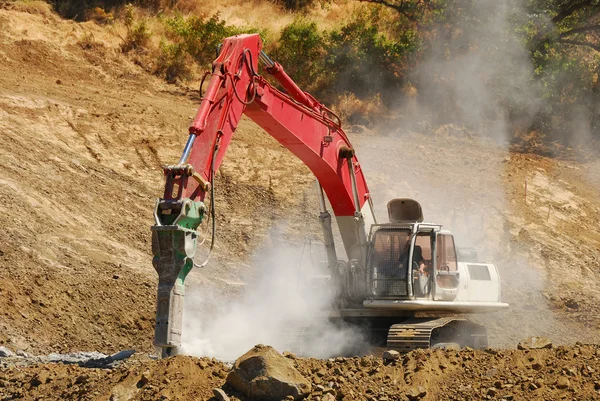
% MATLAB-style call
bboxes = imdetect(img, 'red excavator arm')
[152,34,375,356]
[162,34,370,220]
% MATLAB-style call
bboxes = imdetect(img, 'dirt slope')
[0,6,316,355]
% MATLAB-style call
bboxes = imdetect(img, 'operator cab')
[367,199,460,300]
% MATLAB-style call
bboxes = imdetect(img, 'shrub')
[121,20,151,52]
[86,6,114,24]
[163,13,240,66]
[156,13,261,82]
[326,15,415,101]
[272,19,325,90]
[120,4,151,53]
[78,31,97,50]
[334,92,384,125]
[156,41,192,83]
[275,0,314,10]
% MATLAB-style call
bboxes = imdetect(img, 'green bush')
[154,13,234,82]
[163,13,240,66]
[325,14,416,101]
[120,5,151,53]
[155,13,262,82]
[156,41,192,83]
[272,19,326,91]
[270,13,417,103]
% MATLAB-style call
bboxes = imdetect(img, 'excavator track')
[387,317,488,352]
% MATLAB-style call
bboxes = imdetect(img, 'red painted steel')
[178,34,369,217]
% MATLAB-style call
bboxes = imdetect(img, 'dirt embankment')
[2,344,600,400]
[0,6,316,355]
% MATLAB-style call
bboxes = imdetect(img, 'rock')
[226,345,311,400]
[564,299,579,309]
[322,394,335,401]
[15,350,29,358]
[0,347,15,358]
[382,350,400,362]
[44,349,135,368]
[213,388,230,401]
[555,377,570,389]
[322,387,335,394]
[517,337,552,350]
[406,386,427,400]
[564,367,577,377]
[534,378,544,388]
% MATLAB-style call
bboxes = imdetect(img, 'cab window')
[414,232,432,267]
[436,234,457,271]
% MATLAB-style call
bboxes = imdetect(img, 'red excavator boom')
[164,33,370,219]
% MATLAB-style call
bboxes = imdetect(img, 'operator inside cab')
[412,244,431,297]
[412,231,436,297]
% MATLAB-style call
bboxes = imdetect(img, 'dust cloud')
[180,225,366,361]
[353,0,589,346]
[398,1,538,142]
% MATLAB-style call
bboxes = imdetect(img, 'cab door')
[433,234,460,301]
[411,230,434,298]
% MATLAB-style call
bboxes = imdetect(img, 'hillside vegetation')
[10,0,599,152]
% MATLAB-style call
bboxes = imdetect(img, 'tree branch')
[558,38,600,52]
[358,0,434,23]
[552,0,594,24]
[559,24,600,37]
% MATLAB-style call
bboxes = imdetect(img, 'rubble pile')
[2,343,600,400]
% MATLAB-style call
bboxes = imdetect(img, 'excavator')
[151,34,508,358]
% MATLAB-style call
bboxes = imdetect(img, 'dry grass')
[170,0,359,39]
[5,0,54,17]
[334,92,384,125]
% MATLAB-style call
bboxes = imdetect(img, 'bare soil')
[2,345,600,400]
[1,5,600,401]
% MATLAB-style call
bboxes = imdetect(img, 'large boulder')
[226,345,311,400]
